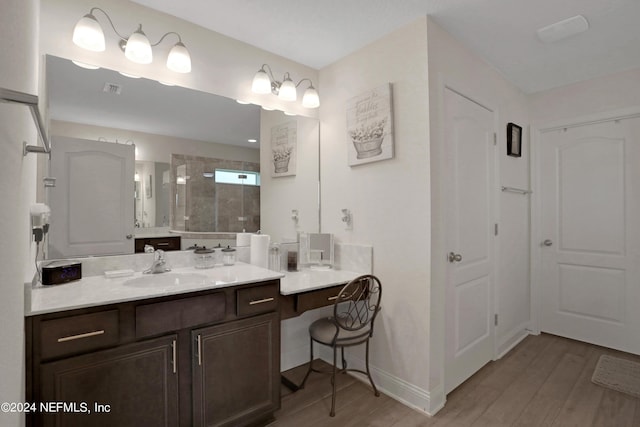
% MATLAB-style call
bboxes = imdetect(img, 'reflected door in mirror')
[49,137,135,258]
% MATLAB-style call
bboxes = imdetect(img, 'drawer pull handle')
[157,243,170,246]
[249,297,275,305]
[327,295,339,301]
[57,330,105,343]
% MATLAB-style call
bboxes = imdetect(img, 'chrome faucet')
[143,249,171,274]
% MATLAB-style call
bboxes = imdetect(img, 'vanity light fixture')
[252,64,320,108]
[72,7,192,73]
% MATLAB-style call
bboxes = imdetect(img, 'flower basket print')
[273,145,293,173]
[349,118,387,159]
[346,83,394,166]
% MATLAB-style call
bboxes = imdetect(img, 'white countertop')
[279,268,364,296]
[26,262,284,316]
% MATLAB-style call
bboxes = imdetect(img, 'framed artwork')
[346,83,394,166]
[507,122,522,157]
[271,121,297,177]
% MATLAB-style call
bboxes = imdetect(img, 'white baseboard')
[317,349,444,416]
[497,325,531,359]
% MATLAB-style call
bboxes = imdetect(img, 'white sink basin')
[123,272,209,288]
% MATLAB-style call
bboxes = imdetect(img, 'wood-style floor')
[271,333,640,426]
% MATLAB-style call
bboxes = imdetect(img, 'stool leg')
[365,339,380,397]
[341,346,347,371]
[330,345,337,417]
[299,337,314,389]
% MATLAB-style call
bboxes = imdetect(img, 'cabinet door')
[39,335,179,427]
[192,312,280,427]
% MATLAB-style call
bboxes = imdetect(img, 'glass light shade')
[72,13,105,52]
[302,86,320,108]
[125,28,152,64]
[278,78,297,101]
[252,69,272,94]
[167,42,191,73]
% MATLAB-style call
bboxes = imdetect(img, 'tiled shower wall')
[171,154,260,232]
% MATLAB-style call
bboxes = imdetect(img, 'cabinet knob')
[126,234,133,239]
[543,239,553,247]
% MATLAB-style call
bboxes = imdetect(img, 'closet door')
[539,117,640,354]
[49,136,134,258]
[444,87,496,394]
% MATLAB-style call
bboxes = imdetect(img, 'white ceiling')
[132,0,640,94]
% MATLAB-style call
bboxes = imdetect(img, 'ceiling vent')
[536,15,589,43]
[102,82,123,95]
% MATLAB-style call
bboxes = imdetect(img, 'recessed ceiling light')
[248,139,257,143]
[536,15,589,43]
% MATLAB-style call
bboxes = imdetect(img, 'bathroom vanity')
[25,264,282,427]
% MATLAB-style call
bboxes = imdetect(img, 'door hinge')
[493,133,497,145]
[494,223,498,236]
[494,314,498,326]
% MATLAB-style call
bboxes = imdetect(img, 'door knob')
[543,239,553,246]
[448,252,463,263]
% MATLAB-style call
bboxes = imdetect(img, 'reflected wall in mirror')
[135,161,170,228]
[171,154,260,233]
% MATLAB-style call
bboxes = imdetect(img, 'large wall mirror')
[43,55,319,258]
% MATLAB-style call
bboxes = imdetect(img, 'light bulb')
[72,13,105,52]
[252,69,272,94]
[125,26,152,64]
[167,41,191,73]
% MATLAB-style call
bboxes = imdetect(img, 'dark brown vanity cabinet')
[39,336,179,427]
[26,279,281,427]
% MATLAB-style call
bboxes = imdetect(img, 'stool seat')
[309,317,372,346]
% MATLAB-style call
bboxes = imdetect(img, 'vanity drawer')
[295,284,345,313]
[134,236,181,253]
[136,292,226,338]
[39,310,120,360]
[236,282,279,317]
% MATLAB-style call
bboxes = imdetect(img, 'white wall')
[529,67,640,124]
[319,18,433,411]
[50,120,260,164]
[0,1,39,426]
[39,0,318,118]
[427,17,531,409]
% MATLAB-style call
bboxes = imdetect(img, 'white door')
[444,88,496,394]
[539,117,640,355]
[49,137,135,258]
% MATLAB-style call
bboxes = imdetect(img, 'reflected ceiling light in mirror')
[118,71,141,79]
[71,60,100,70]
[251,64,320,108]
[72,7,192,73]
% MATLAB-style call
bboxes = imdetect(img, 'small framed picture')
[507,123,522,157]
